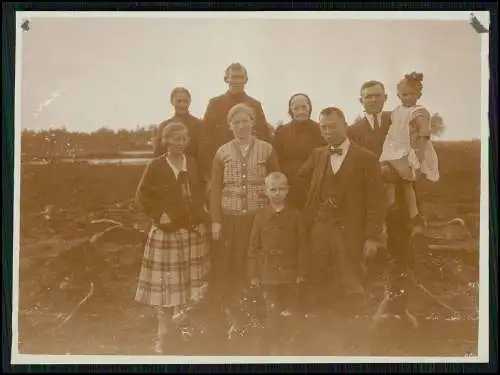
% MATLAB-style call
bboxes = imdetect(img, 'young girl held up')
[379,72,440,235]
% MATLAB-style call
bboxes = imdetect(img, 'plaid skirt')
[135,223,210,308]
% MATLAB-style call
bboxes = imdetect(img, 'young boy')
[248,172,308,355]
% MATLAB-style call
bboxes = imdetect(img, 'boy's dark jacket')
[248,204,308,285]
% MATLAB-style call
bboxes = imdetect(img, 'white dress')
[380,105,440,182]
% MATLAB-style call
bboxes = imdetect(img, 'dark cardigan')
[135,155,207,227]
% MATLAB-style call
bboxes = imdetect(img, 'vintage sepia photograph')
[12,11,489,364]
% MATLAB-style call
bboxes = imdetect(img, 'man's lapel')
[361,112,392,131]
[306,147,329,207]
[358,116,373,133]
[311,147,329,191]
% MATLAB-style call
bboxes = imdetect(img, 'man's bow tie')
[328,145,344,156]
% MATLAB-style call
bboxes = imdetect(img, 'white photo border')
[11,10,491,365]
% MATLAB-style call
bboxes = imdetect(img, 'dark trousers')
[308,210,365,316]
[385,181,414,314]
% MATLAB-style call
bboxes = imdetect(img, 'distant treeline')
[21,123,478,161]
[21,126,158,160]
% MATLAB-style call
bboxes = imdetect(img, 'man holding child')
[347,80,420,327]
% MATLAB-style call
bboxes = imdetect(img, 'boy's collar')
[265,202,287,216]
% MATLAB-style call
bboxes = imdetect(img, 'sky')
[19,14,484,140]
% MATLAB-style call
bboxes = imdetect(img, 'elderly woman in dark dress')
[273,93,326,185]
[209,102,280,324]
[135,121,210,353]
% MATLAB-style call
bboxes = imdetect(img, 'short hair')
[170,87,191,102]
[318,107,347,122]
[265,172,288,187]
[227,103,255,125]
[360,80,386,96]
[224,62,248,83]
[288,93,313,119]
[161,121,187,139]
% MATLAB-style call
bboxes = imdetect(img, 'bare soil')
[17,141,481,357]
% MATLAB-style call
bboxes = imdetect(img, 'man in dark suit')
[348,80,419,330]
[347,80,391,156]
[197,62,273,189]
[292,107,387,319]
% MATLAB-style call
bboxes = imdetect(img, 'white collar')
[364,112,382,129]
[165,154,187,177]
[330,137,350,152]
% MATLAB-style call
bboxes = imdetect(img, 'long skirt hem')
[135,223,210,308]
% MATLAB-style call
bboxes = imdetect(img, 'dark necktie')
[328,145,344,156]
[373,114,380,130]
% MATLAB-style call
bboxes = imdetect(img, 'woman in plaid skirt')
[209,102,280,330]
[135,121,210,353]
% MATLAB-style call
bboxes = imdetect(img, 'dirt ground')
[17,141,481,357]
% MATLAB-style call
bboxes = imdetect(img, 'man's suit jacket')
[347,111,391,158]
[292,142,387,262]
[347,110,422,217]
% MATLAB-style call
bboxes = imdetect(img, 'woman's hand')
[212,222,221,240]
[363,239,379,261]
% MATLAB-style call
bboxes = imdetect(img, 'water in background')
[25,150,153,165]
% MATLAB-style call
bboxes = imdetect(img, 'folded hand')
[363,239,379,261]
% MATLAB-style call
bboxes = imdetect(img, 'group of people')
[134,62,441,354]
